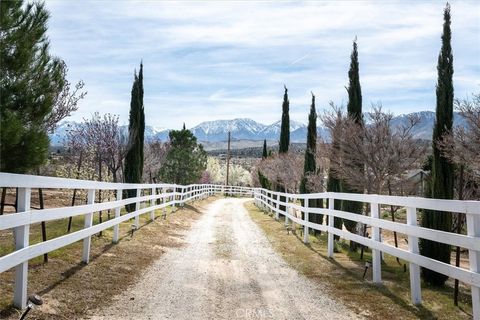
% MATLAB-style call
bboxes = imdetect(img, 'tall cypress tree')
[342,39,364,251]
[279,85,290,154]
[262,139,268,159]
[300,93,322,232]
[137,62,145,176]
[420,4,454,286]
[258,170,271,190]
[124,62,145,211]
[258,140,270,189]
[277,85,290,215]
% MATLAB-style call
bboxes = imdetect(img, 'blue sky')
[45,0,480,129]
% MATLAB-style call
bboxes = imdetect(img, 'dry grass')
[0,197,215,320]
[245,201,473,320]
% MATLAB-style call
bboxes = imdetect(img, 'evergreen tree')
[262,139,268,159]
[258,170,271,190]
[277,85,290,214]
[0,1,65,173]
[341,38,364,250]
[137,62,145,174]
[420,3,454,286]
[159,127,207,184]
[258,140,270,189]
[299,93,322,231]
[279,85,290,154]
[124,63,145,211]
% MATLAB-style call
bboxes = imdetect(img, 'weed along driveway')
[91,198,359,320]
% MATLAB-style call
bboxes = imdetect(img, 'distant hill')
[50,111,467,148]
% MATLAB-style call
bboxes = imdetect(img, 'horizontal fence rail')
[0,173,253,309]
[252,188,480,320]
[1,172,479,318]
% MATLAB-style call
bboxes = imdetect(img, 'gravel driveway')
[90,198,360,320]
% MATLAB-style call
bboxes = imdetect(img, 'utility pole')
[225,131,231,188]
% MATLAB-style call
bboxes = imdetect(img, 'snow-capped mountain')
[49,121,77,145]
[191,118,266,142]
[144,126,170,141]
[49,111,468,146]
[390,111,466,140]
[259,119,303,136]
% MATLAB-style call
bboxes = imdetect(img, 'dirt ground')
[0,197,210,320]
[90,198,359,320]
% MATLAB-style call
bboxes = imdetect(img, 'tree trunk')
[39,188,48,263]
[0,187,6,215]
[454,165,464,306]
[388,182,402,265]
[98,158,103,236]
[68,151,83,232]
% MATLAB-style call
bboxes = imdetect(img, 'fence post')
[134,188,141,227]
[258,189,262,208]
[82,189,95,264]
[285,196,290,227]
[327,196,334,258]
[13,187,31,309]
[181,186,185,207]
[172,187,176,209]
[467,213,480,320]
[269,191,272,213]
[150,187,155,221]
[275,193,280,221]
[406,206,421,305]
[261,190,265,211]
[304,198,309,244]
[112,188,122,244]
[162,187,167,217]
[371,202,382,284]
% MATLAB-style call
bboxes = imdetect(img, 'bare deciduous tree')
[44,62,87,132]
[438,93,480,188]
[437,93,480,305]
[322,104,426,195]
[257,153,303,193]
[322,103,426,257]
[62,113,127,232]
[143,139,170,183]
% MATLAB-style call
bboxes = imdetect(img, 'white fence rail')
[1,173,479,318]
[252,188,480,320]
[0,173,253,309]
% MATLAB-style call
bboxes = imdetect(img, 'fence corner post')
[112,188,122,244]
[466,213,480,320]
[327,196,334,258]
[406,206,421,305]
[13,187,31,309]
[370,202,382,284]
[82,189,96,264]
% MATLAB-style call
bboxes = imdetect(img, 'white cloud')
[45,0,480,128]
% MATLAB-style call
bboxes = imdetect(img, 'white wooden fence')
[1,172,479,318]
[0,173,252,309]
[253,188,480,320]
